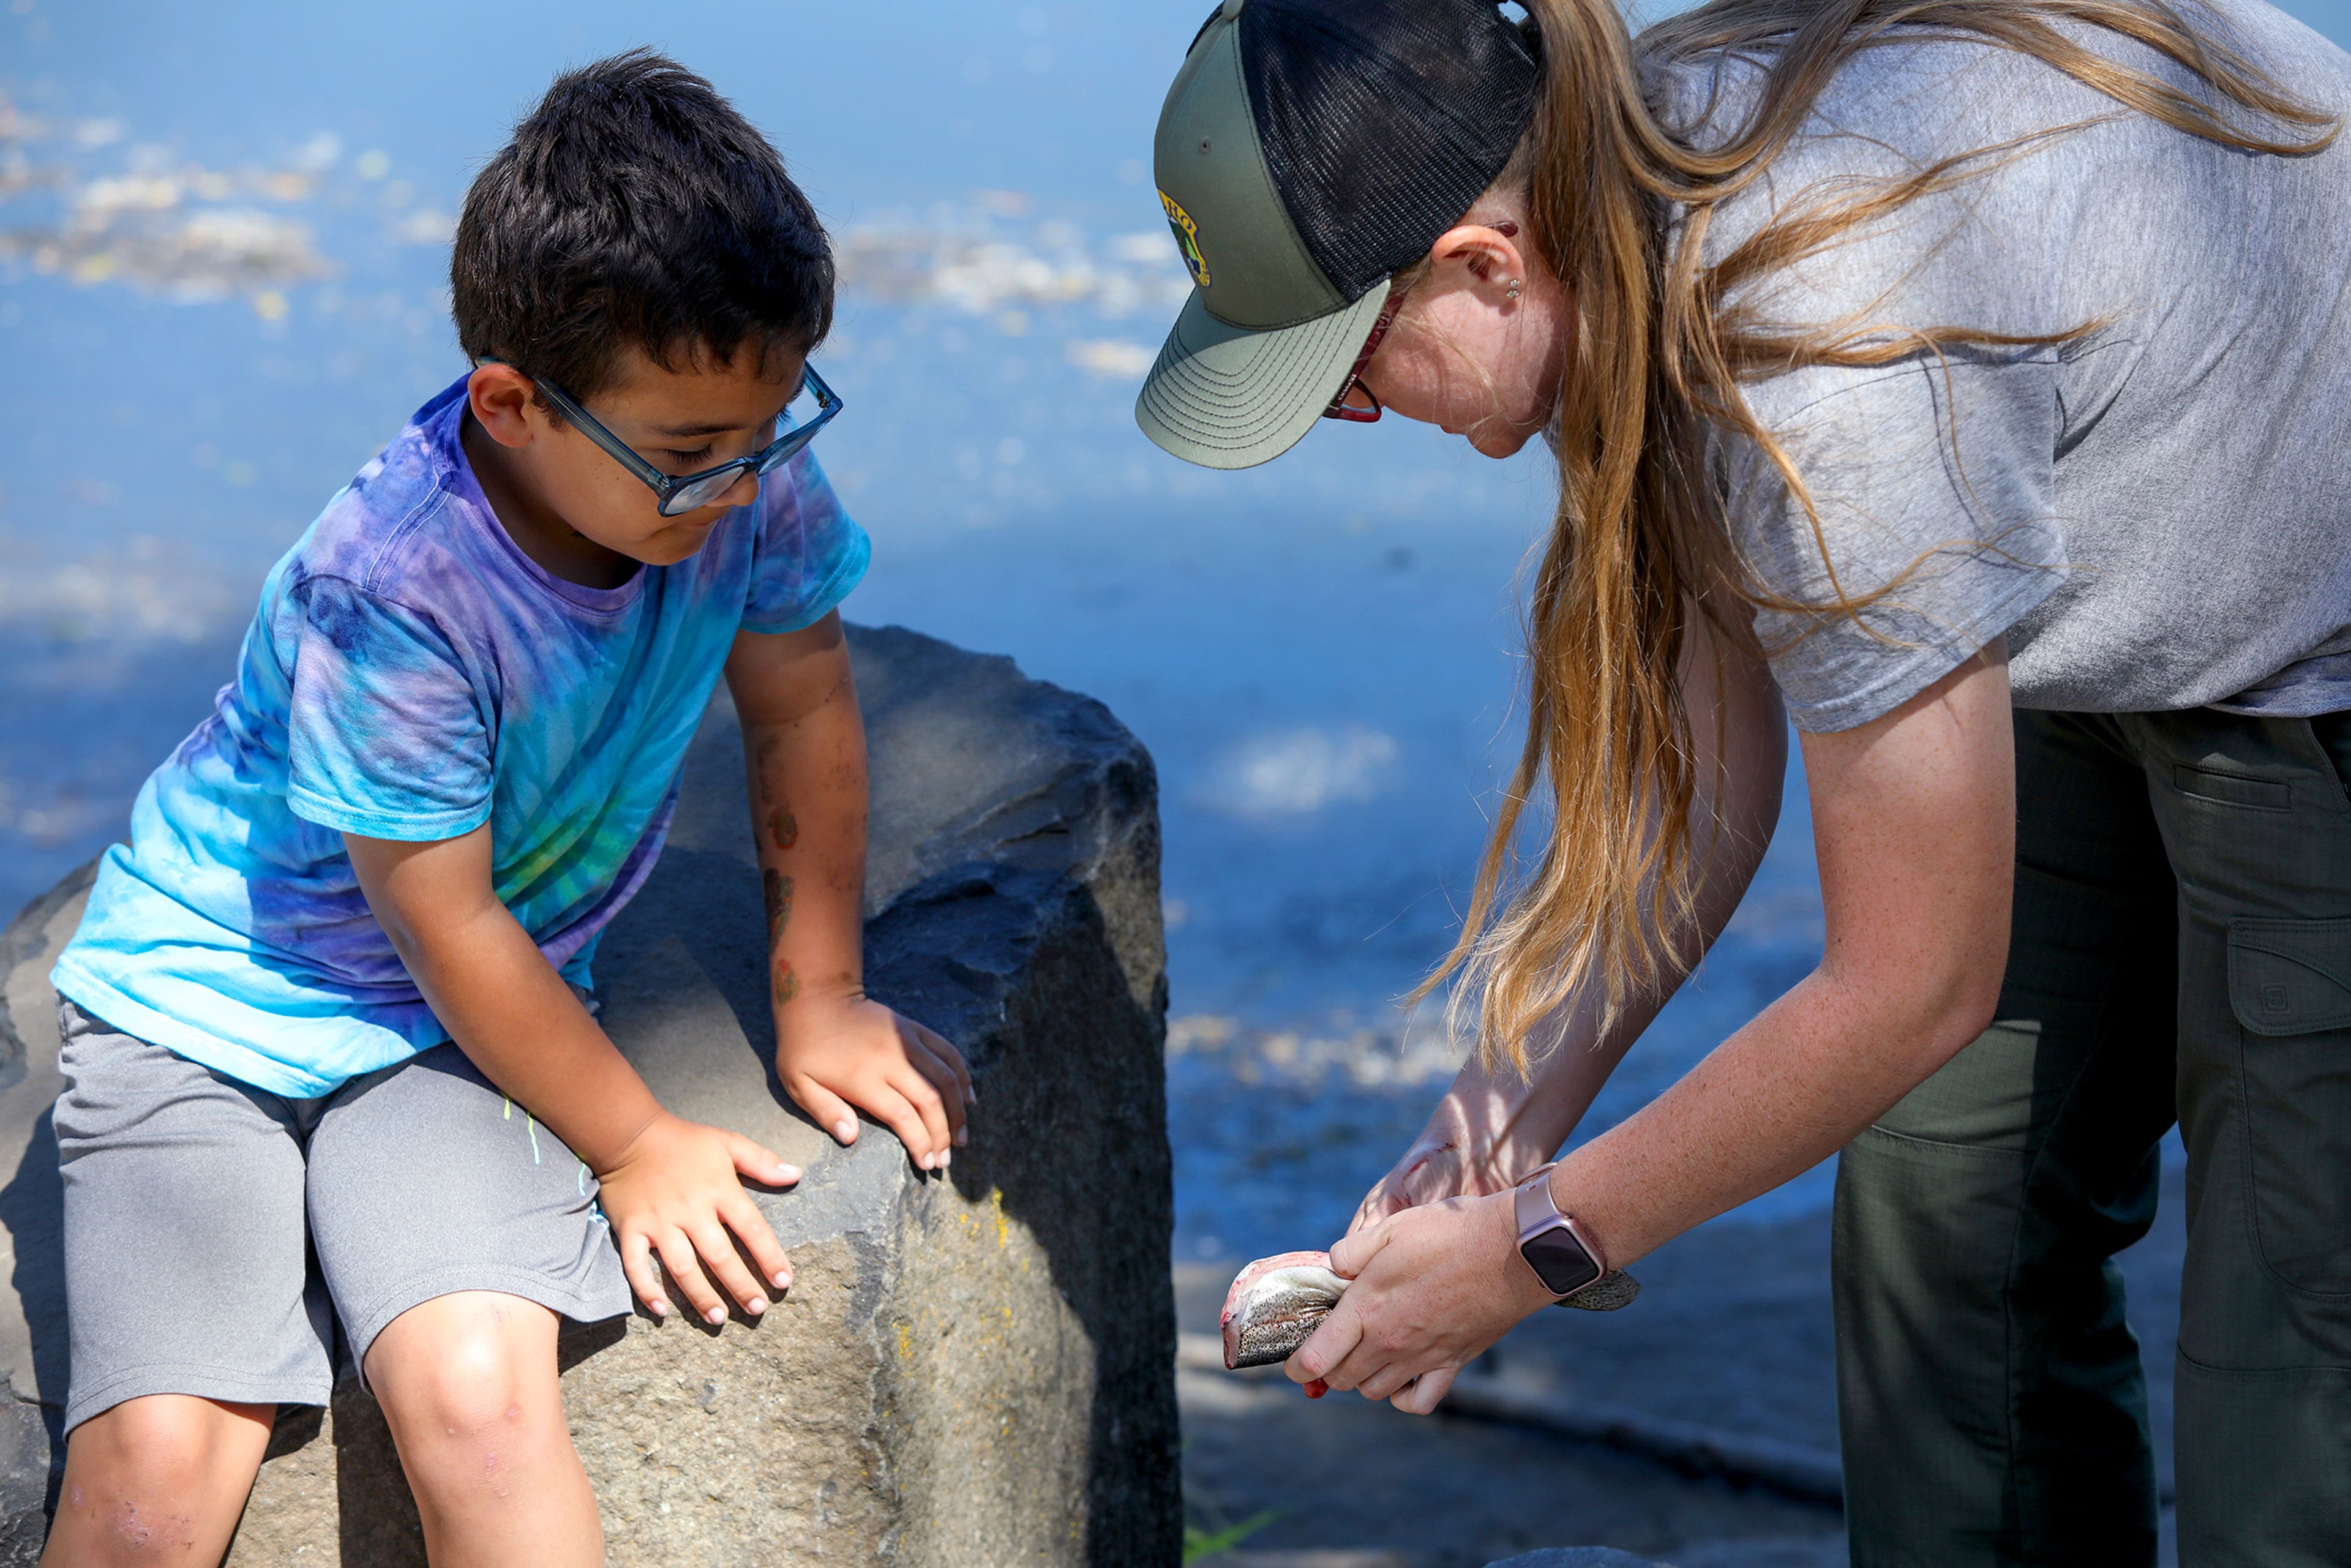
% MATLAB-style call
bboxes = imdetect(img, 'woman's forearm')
[1544,966,1991,1267]
[1291,658,2014,1412]
[1383,612,1788,1202]
[1396,986,1644,1198]
[1544,650,2016,1269]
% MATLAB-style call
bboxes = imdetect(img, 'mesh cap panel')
[1242,0,1541,301]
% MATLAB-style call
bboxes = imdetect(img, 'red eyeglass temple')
[1324,222,1518,423]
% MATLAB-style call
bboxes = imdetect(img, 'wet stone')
[0,624,1182,1566]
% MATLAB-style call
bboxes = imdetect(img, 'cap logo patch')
[1159,190,1212,289]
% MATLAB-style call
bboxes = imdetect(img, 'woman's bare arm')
[1299,642,2014,1412]
[1351,607,1788,1226]
[1540,643,2012,1261]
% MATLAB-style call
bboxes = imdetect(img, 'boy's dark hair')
[452,50,833,400]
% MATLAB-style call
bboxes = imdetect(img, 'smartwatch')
[1512,1164,1607,1299]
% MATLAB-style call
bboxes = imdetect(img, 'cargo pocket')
[2228,918,2351,1294]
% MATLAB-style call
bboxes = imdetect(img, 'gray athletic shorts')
[53,1000,632,1435]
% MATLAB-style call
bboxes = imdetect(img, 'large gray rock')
[0,624,1181,1566]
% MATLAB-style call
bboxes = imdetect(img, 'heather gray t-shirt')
[1654,0,2351,732]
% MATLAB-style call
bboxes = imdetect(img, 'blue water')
[4,0,2339,1263]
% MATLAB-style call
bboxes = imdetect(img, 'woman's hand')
[596,1111,801,1325]
[778,996,974,1171]
[1291,1189,1556,1415]
[1349,1131,1519,1235]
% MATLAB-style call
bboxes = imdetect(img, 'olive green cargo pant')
[1834,707,2351,1568]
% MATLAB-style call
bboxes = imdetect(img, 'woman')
[1134,1,2351,1564]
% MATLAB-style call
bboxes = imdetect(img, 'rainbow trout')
[1220,1245,1645,1373]
[1220,1251,1350,1370]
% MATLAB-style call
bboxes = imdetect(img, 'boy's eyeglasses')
[490,361,844,517]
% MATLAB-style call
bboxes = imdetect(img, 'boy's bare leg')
[42,1395,274,1564]
[366,1291,601,1567]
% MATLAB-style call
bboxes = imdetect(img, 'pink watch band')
[1512,1163,1642,1312]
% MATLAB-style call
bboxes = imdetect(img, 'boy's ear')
[467,363,545,449]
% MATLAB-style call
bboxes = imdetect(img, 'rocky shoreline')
[0,626,2193,1567]
[0,625,1182,1566]
[1176,1164,2189,1567]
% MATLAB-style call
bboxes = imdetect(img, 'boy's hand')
[596,1111,800,1325]
[778,997,973,1171]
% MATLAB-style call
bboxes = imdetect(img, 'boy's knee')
[381,1332,534,1438]
[74,1395,269,1476]
[371,1296,563,1484]
[61,1397,272,1542]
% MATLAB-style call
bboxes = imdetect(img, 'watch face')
[1521,1225,1603,1296]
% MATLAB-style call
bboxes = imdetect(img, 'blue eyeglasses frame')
[486,359,844,517]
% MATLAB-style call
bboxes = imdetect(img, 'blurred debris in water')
[0,95,336,298]
[1,92,1190,329]
[1168,1008,1474,1262]
[1168,1012,1465,1092]
[834,208,1189,318]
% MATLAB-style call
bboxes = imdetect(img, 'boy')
[40,51,969,1564]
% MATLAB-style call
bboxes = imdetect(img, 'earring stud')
[1505,279,1521,301]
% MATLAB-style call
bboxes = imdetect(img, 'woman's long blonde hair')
[1431,0,2337,1072]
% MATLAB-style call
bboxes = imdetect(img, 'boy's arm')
[724,612,971,1170]
[345,827,798,1327]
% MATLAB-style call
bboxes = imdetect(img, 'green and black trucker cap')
[1135,0,1542,470]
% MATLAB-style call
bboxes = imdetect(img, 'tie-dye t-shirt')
[52,377,869,1097]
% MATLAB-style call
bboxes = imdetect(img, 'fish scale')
[1219,1245,1646,1373]
[1220,1250,1351,1370]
